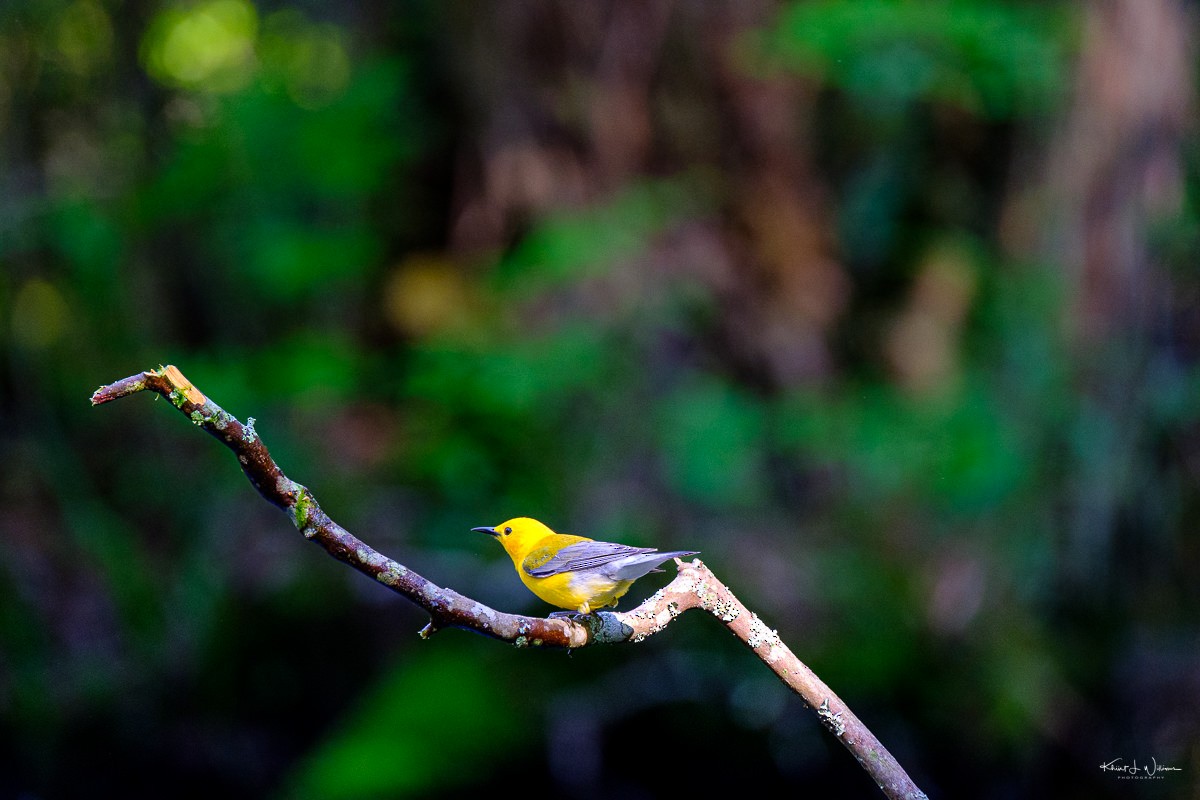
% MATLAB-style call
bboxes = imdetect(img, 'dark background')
[1,1,1198,797]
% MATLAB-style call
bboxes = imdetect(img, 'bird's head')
[472,517,553,558]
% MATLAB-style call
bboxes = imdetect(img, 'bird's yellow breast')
[516,567,633,614]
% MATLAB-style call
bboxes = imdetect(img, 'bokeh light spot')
[54,0,114,75]
[260,11,351,109]
[12,279,70,350]
[142,0,258,93]
[384,257,471,338]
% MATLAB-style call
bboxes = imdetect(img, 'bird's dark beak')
[471,526,499,537]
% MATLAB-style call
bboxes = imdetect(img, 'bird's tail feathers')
[606,550,700,581]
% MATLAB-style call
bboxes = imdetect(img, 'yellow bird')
[472,517,699,614]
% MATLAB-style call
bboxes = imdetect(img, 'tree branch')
[92,365,926,799]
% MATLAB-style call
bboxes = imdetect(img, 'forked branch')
[92,365,926,799]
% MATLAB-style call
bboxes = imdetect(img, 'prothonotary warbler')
[472,517,699,615]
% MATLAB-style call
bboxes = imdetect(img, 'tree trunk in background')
[443,0,846,388]
[1042,0,1193,590]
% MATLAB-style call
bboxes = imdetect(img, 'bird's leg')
[549,602,593,622]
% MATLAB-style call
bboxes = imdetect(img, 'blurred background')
[1,0,1198,797]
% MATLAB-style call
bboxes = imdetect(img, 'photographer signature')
[1099,757,1182,779]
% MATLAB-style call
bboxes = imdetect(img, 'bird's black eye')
[504,527,512,535]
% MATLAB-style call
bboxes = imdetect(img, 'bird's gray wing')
[525,541,698,581]
[523,541,657,578]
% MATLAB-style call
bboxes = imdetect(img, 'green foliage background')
[1,1,1197,797]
